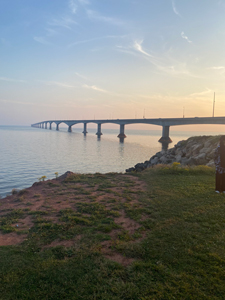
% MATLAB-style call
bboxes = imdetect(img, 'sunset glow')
[1,0,225,131]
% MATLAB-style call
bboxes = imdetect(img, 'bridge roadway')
[31,116,225,143]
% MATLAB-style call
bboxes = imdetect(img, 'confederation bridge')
[31,116,225,143]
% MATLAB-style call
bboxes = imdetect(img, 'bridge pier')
[45,123,47,129]
[49,122,52,130]
[56,124,59,131]
[68,125,72,132]
[117,124,126,138]
[82,123,88,134]
[158,126,172,143]
[96,124,103,136]
[42,123,44,129]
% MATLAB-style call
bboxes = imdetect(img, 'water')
[0,125,221,198]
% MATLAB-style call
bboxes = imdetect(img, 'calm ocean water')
[0,125,221,198]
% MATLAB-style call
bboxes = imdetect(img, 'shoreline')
[1,135,219,199]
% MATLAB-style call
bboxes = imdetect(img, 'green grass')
[1,166,225,299]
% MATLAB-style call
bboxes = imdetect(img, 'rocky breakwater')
[126,135,220,172]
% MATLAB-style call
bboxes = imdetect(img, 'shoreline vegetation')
[1,136,225,299]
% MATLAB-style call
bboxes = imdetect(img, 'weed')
[38,176,47,182]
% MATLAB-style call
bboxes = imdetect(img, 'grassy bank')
[0,166,225,299]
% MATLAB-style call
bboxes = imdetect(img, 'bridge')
[31,116,225,143]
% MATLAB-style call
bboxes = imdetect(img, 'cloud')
[78,0,90,4]
[69,0,77,14]
[116,46,138,57]
[40,81,75,88]
[83,84,109,93]
[68,35,126,48]
[181,32,192,43]
[86,10,123,26]
[189,89,212,97]
[172,0,181,17]
[0,77,26,83]
[133,40,153,57]
[208,66,225,70]
[75,72,88,80]
[117,40,199,78]
[33,36,51,45]
[45,28,58,36]
[48,16,77,29]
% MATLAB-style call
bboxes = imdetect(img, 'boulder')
[194,153,207,165]
[125,135,219,172]
[150,156,159,165]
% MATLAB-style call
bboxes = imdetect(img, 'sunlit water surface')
[0,125,221,197]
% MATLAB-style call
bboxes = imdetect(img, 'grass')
[1,166,225,299]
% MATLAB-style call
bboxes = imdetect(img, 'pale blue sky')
[1,0,225,130]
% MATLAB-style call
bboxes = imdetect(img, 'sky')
[1,0,225,131]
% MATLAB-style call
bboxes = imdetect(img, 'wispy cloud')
[83,84,109,93]
[181,32,192,43]
[116,46,138,56]
[40,81,75,88]
[45,28,58,36]
[78,0,90,5]
[0,77,26,83]
[33,36,51,45]
[69,0,77,14]
[117,40,199,78]
[75,72,88,80]
[189,89,212,97]
[172,0,181,17]
[133,40,153,57]
[208,66,225,70]
[48,16,77,29]
[86,9,123,26]
[68,35,126,48]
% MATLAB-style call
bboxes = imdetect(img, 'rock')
[192,144,204,155]
[159,156,169,164]
[206,160,215,168]
[180,157,189,165]
[150,156,159,165]
[175,154,182,163]
[155,151,163,158]
[186,157,196,166]
[125,135,219,172]
[126,167,135,172]
[194,153,207,165]
[207,149,215,160]
[57,171,74,181]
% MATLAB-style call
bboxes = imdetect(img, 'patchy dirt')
[104,253,134,266]
[114,210,140,235]
[0,233,27,246]
[0,171,147,265]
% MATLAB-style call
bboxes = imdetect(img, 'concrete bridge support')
[68,125,72,132]
[56,124,59,131]
[117,124,126,138]
[158,126,172,143]
[42,123,44,129]
[96,123,103,136]
[82,123,88,134]
[45,123,47,129]
[49,122,52,130]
